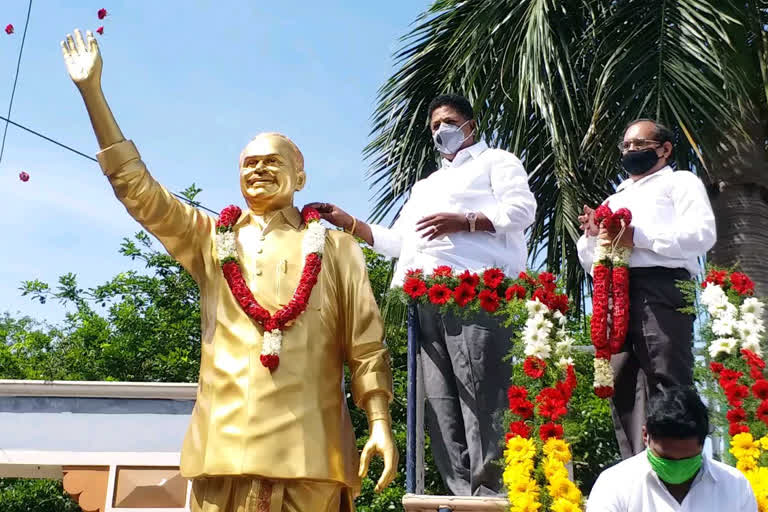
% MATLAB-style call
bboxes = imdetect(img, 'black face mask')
[621,149,660,175]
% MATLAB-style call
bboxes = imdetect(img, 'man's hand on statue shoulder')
[305,202,353,231]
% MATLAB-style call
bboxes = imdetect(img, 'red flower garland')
[218,205,323,371]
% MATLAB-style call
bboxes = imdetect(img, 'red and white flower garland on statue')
[591,204,632,398]
[215,205,326,371]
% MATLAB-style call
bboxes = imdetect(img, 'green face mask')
[647,449,703,484]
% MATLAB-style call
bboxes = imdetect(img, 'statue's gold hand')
[358,419,399,492]
[61,29,102,92]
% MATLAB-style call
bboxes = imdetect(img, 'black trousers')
[610,267,695,459]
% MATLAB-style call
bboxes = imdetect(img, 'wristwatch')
[465,212,477,233]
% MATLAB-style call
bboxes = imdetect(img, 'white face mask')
[433,120,473,155]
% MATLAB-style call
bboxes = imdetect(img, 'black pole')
[406,304,420,493]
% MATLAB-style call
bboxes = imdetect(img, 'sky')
[0,1,432,323]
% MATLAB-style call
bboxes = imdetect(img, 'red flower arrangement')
[523,356,547,379]
[428,284,452,305]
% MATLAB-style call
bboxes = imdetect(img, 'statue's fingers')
[66,34,77,55]
[86,30,98,53]
[60,40,72,59]
[358,442,373,478]
[74,29,86,53]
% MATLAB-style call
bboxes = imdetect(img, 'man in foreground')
[587,386,757,511]
[308,93,536,496]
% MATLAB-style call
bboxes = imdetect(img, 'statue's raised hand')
[61,29,101,91]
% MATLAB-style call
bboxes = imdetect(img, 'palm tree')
[365,0,767,305]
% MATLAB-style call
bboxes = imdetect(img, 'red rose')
[483,268,505,289]
[523,356,546,379]
[753,380,768,400]
[729,423,750,436]
[508,420,531,439]
[727,408,747,424]
[478,289,500,312]
[453,283,477,307]
[594,204,614,226]
[260,354,279,371]
[510,398,534,419]
[705,269,728,286]
[507,385,528,405]
[403,278,427,299]
[730,272,755,296]
[96,26,104,35]
[505,284,526,301]
[539,422,564,441]
[458,270,480,287]
[300,206,321,223]
[18,171,29,182]
[595,348,612,359]
[709,362,725,374]
[594,386,614,398]
[5,24,13,35]
[98,8,108,19]
[758,400,768,426]
[613,207,632,226]
[218,205,243,228]
[428,284,452,305]
[431,265,453,278]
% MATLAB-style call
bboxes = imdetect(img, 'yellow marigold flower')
[737,457,758,473]
[506,436,537,462]
[732,432,757,451]
[543,457,569,481]
[551,498,583,512]
[510,492,541,512]
[544,438,572,463]
[548,476,582,503]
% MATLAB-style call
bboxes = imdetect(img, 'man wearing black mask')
[576,119,716,459]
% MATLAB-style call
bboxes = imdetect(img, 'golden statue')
[61,29,397,512]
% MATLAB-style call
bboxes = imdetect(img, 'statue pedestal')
[402,494,508,511]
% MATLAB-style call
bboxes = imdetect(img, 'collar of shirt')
[234,205,303,233]
[616,165,673,192]
[440,140,489,168]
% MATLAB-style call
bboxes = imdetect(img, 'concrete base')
[402,494,508,512]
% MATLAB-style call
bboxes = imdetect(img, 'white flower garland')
[701,283,766,358]
[522,298,573,365]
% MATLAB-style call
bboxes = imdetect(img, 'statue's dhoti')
[191,477,354,512]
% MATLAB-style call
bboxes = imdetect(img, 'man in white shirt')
[587,386,757,511]
[307,94,536,496]
[577,119,716,459]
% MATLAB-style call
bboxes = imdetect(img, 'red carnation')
[523,357,547,379]
[96,26,104,35]
[98,8,108,19]
[753,380,768,400]
[730,272,755,296]
[428,284,452,305]
[538,399,568,421]
[432,265,453,278]
[405,268,424,278]
[729,423,750,436]
[752,367,765,381]
[507,385,528,405]
[260,354,279,371]
[538,272,556,292]
[505,284,527,301]
[458,270,480,287]
[595,386,614,398]
[510,398,534,419]
[482,268,505,289]
[18,171,29,182]
[453,283,477,307]
[719,368,743,385]
[478,289,500,312]
[724,382,749,407]
[705,269,728,286]
[758,400,768,426]
[403,278,427,299]
[566,365,577,390]
[553,293,569,315]
[539,422,564,441]
[709,362,725,374]
[742,349,766,369]
[508,420,531,439]
[300,206,321,223]
[217,204,242,228]
[518,272,535,284]
[727,408,747,424]
[5,24,13,35]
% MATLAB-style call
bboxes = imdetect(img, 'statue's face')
[239,135,305,214]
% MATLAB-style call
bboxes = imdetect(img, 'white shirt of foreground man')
[576,165,716,276]
[586,450,757,512]
[370,140,536,286]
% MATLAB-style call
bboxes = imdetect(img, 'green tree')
[365,0,768,304]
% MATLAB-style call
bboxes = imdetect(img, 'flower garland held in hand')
[591,204,633,399]
[696,267,768,510]
[216,205,326,371]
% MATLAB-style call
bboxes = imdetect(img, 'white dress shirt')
[586,450,757,512]
[370,141,536,287]
[577,166,716,276]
